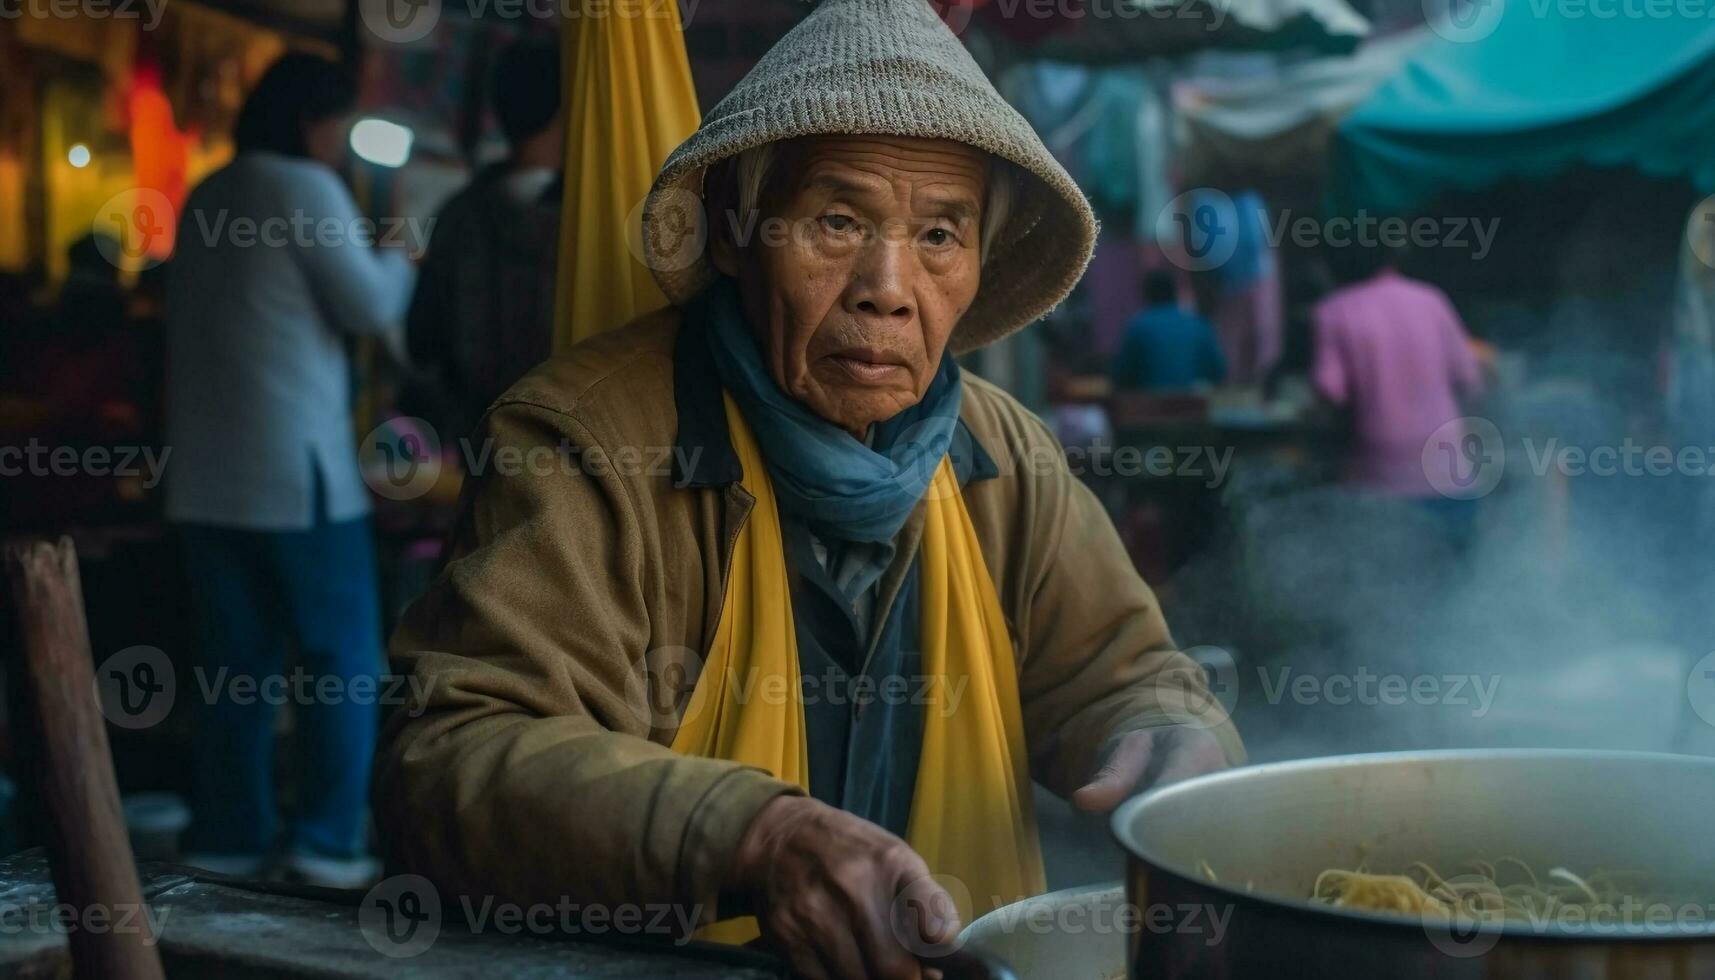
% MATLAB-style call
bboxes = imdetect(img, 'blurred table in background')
[1054,380,1342,582]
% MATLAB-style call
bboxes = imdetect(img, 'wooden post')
[5,538,165,980]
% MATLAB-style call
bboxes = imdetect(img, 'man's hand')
[730,795,956,980]
[1071,726,1227,813]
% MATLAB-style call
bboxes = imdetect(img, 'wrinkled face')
[713,136,988,437]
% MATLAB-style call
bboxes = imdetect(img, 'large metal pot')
[1112,749,1715,979]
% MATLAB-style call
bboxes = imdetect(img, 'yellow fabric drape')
[671,394,1046,944]
[555,1,701,351]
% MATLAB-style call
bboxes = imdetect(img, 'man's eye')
[821,214,857,233]
[923,227,957,247]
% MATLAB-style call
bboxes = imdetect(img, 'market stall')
[1331,8,1715,216]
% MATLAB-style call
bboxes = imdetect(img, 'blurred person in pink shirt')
[1311,244,1486,500]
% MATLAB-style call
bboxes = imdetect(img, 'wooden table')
[0,850,787,979]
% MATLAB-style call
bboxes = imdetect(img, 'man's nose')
[848,236,915,322]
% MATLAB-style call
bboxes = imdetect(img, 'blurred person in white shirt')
[163,53,414,889]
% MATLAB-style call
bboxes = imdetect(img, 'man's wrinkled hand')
[730,795,956,980]
[1071,726,1227,813]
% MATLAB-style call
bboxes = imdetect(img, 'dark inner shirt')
[780,515,924,839]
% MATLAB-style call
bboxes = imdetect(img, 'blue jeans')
[178,514,382,859]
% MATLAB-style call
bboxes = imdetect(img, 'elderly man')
[375,1,1241,977]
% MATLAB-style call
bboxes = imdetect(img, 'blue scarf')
[697,277,964,547]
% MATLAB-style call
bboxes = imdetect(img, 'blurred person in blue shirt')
[1111,268,1228,391]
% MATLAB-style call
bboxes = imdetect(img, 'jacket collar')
[671,314,999,490]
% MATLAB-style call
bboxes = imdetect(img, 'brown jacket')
[374,308,1242,922]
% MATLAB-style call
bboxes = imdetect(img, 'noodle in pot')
[1197,857,1668,925]
[1310,861,1653,924]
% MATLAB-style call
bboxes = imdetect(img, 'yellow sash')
[671,394,1045,944]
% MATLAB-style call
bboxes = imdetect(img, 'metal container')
[959,884,1127,980]
[1111,750,1715,980]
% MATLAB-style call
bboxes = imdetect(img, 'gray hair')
[729,142,1014,266]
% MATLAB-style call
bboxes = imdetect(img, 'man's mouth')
[825,349,906,384]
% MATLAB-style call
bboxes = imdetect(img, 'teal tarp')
[1331,10,1715,215]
